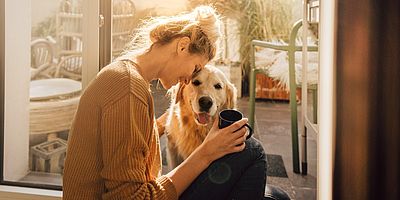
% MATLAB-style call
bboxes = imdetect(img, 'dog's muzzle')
[198,96,213,112]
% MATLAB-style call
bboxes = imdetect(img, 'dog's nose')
[199,96,213,112]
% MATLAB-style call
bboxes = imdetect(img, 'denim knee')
[179,137,267,200]
[244,137,267,162]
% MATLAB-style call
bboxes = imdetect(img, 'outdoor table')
[29,78,81,172]
[29,78,81,140]
[30,78,81,101]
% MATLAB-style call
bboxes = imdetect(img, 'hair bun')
[192,6,221,45]
[123,5,222,61]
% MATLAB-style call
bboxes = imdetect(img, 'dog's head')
[168,65,237,126]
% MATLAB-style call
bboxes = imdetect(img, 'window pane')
[2,0,97,188]
[29,0,83,186]
[110,0,187,60]
[111,0,136,60]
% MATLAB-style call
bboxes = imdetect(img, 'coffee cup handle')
[244,124,253,139]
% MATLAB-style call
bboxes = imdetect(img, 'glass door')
[111,0,136,60]
[1,0,99,189]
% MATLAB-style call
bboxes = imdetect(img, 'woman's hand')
[167,117,249,196]
[196,117,249,164]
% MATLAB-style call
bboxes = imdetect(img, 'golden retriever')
[159,65,237,170]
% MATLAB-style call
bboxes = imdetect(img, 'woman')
[63,6,267,200]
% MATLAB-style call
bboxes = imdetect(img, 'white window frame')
[0,0,99,198]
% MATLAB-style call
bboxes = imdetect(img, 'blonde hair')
[124,5,222,61]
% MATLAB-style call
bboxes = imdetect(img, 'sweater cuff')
[157,175,178,200]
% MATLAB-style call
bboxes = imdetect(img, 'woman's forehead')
[199,55,209,68]
[188,53,209,69]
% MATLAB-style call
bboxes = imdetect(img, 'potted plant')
[188,0,293,96]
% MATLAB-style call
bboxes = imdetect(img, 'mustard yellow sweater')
[63,60,177,200]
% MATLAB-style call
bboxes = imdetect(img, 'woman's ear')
[177,37,191,54]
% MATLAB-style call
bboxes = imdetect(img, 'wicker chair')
[30,39,56,80]
[56,0,136,60]
[55,53,82,81]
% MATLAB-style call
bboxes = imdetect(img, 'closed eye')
[192,65,201,76]
[192,80,201,86]
[214,83,222,90]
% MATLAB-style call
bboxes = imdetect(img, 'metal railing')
[248,20,318,173]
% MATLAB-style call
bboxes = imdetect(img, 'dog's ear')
[175,83,186,104]
[167,82,186,104]
[225,82,237,109]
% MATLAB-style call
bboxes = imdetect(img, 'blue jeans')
[180,137,267,200]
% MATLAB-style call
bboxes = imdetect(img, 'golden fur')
[159,65,237,169]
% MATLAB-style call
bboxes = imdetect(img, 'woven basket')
[30,96,80,135]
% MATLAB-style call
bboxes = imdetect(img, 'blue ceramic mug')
[218,109,253,140]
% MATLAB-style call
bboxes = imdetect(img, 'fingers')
[211,117,219,131]
[213,116,219,127]
[223,118,248,133]
[232,133,247,146]
[204,117,248,158]
[231,142,246,152]
[231,125,247,140]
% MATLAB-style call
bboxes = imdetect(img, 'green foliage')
[32,15,57,38]
[188,0,293,78]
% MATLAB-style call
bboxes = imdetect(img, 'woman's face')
[160,49,209,89]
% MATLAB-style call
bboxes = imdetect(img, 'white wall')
[31,0,59,25]
[4,0,31,181]
[134,0,187,15]
[224,18,240,62]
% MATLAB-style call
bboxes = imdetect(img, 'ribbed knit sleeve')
[100,93,177,200]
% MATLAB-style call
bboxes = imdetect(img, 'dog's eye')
[192,80,201,86]
[214,83,222,90]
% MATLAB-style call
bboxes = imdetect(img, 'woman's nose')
[179,77,190,85]
[184,78,190,85]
